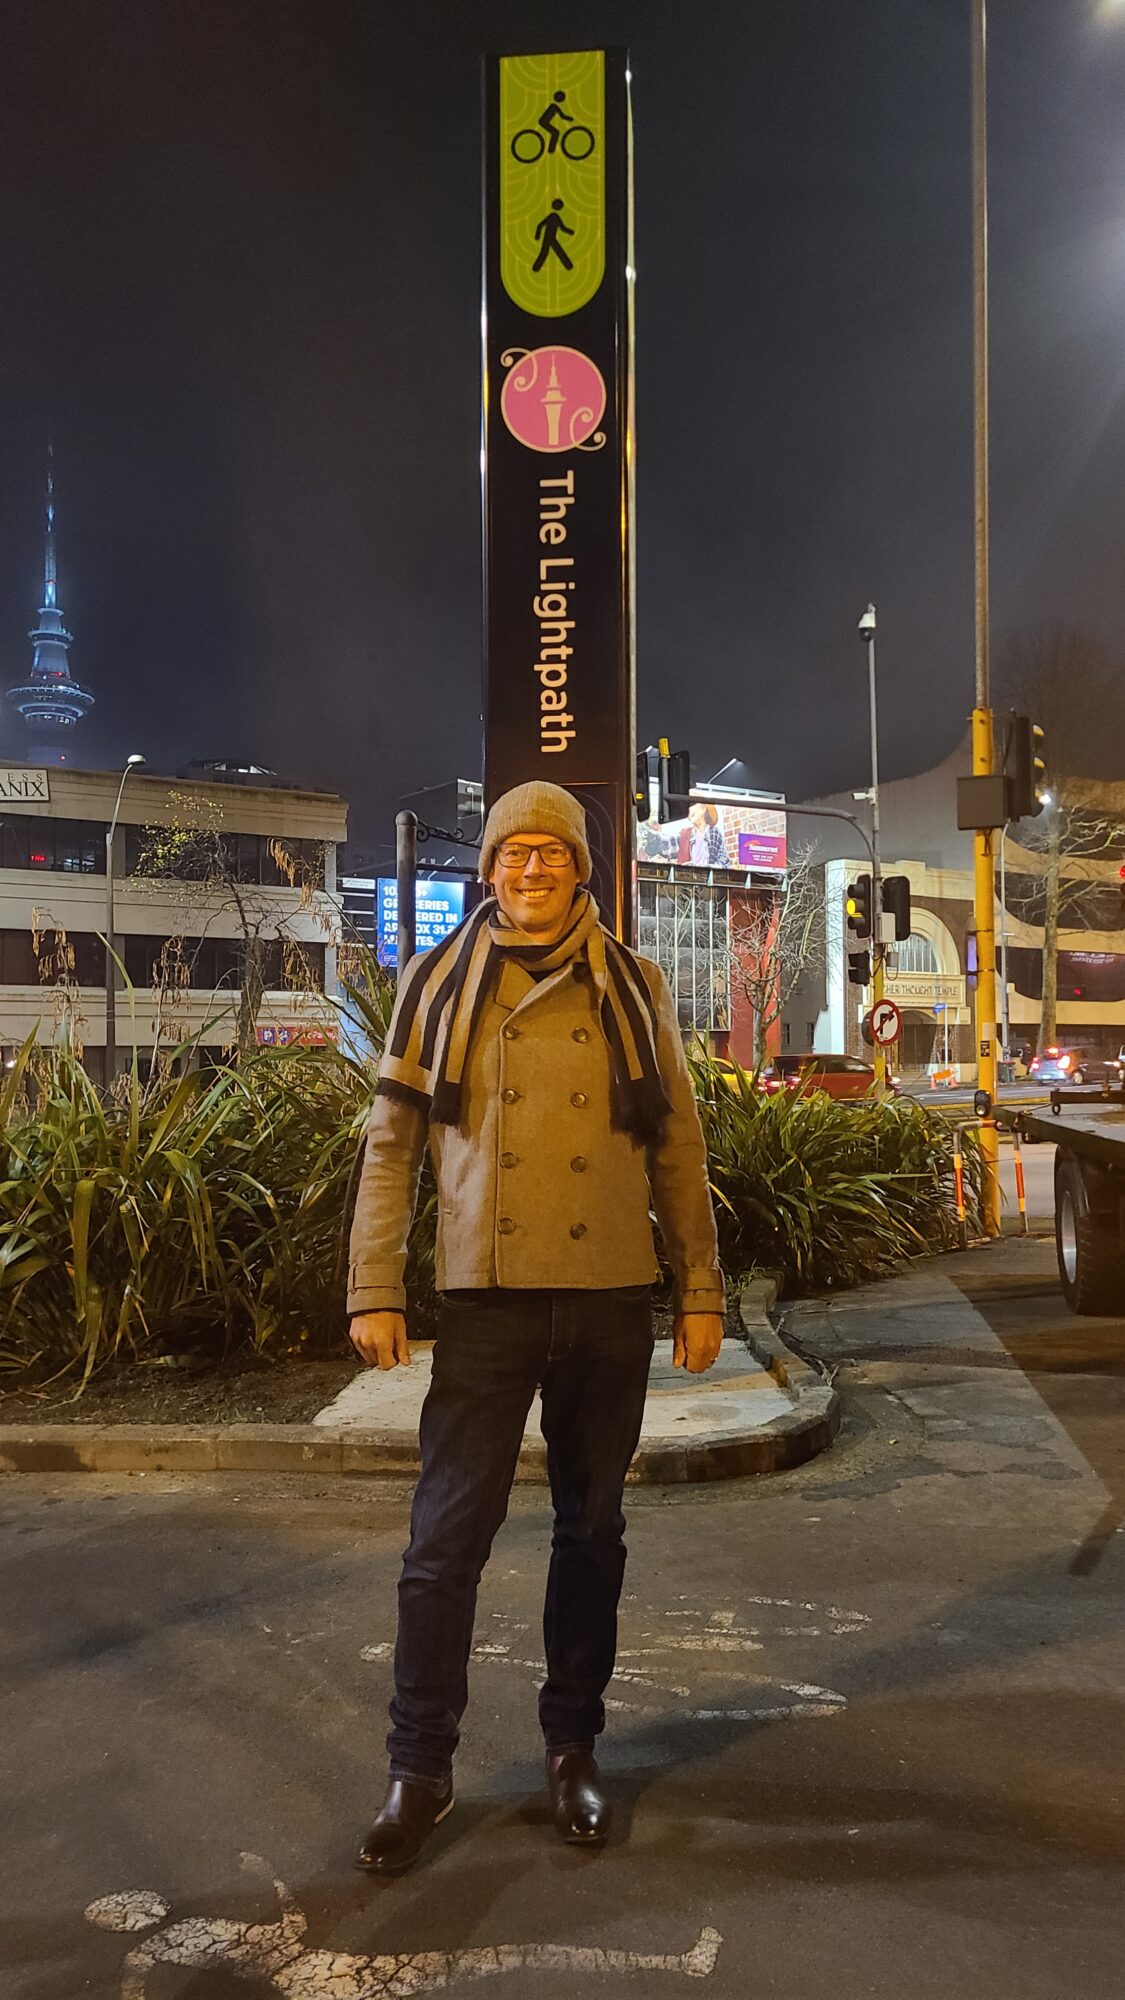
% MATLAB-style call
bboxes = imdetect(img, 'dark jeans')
[387,1286,654,1788]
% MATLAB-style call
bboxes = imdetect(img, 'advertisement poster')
[636,799,787,874]
[376,878,466,967]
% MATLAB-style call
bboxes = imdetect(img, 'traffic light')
[1006,714,1047,819]
[1119,862,1125,911]
[881,875,912,942]
[847,949,871,986]
[845,875,872,939]
[634,750,652,817]
[656,738,692,823]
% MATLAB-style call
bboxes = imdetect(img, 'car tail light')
[1060,1055,1072,1071]
[1047,1046,1059,1057]
[1030,1058,1040,1071]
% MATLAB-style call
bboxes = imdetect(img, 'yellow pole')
[973,707,1001,1235]
[872,950,886,1093]
[971,0,1001,1237]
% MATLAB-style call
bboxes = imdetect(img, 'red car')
[766,1053,900,1099]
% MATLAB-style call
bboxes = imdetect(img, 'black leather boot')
[355,1777,454,1875]
[546,1749,611,1845]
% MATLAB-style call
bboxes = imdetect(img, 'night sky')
[3,0,1125,854]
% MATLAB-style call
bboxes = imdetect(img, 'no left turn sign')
[871,999,903,1046]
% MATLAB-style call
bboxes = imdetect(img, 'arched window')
[896,932,939,975]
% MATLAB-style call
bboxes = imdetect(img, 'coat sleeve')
[643,962,725,1314]
[346,1089,428,1317]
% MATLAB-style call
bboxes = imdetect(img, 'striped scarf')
[377,890,672,1145]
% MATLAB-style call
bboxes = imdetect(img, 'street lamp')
[857,603,886,1091]
[105,754,146,1085]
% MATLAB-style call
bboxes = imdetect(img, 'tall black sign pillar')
[482,48,636,942]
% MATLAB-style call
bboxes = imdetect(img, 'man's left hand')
[673,1311,725,1374]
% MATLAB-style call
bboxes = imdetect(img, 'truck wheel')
[1056,1156,1125,1314]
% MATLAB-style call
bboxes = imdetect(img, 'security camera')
[857,604,877,638]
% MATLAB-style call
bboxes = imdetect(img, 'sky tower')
[6,449,94,764]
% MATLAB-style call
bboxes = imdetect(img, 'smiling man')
[346,780,724,1875]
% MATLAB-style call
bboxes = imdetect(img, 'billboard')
[376,878,466,967]
[636,799,787,874]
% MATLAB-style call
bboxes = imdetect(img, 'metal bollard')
[1011,1127,1028,1235]
[953,1124,968,1250]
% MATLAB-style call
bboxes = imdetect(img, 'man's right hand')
[349,1311,411,1371]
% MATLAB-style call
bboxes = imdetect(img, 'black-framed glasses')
[495,841,574,869]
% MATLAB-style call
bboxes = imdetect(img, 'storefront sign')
[0,768,49,802]
[483,49,635,939]
[885,972,966,1009]
[256,1022,337,1048]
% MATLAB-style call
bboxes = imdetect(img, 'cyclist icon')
[512,91,595,163]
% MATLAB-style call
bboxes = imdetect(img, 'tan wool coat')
[346,948,724,1317]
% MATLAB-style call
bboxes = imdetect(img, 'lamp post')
[104,754,146,1085]
[970,0,1002,1232]
[857,604,886,1092]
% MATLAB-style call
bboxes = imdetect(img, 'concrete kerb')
[0,1285,840,1482]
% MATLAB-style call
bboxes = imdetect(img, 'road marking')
[85,1854,722,1994]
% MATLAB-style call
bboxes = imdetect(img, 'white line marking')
[85,1856,722,1994]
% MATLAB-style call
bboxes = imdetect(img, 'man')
[347,781,724,1875]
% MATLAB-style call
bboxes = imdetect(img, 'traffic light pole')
[971,0,1001,1236]
[862,621,886,1094]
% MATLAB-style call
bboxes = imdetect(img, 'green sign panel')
[499,50,605,317]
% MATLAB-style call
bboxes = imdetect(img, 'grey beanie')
[479,781,592,884]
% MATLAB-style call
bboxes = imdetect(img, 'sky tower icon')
[541,354,565,448]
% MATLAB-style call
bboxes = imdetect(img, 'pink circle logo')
[500,346,607,453]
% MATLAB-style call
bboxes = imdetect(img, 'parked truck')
[1000,1089,1125,1314]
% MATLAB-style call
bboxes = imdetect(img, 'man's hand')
[673,1311,725,1374]
[349,1311,412,1371]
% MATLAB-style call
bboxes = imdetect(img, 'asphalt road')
[2,1236,1123,1999]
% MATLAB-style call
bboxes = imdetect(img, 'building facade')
[785,738,1125,1081]
[0,761,347,1078]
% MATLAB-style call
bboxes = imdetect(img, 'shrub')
[0,975,981,1384]
[689,1052,984,1294]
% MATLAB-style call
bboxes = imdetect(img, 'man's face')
[489,828,580,940]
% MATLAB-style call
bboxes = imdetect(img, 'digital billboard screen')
[636,798,787,874]
[376,878,467,967]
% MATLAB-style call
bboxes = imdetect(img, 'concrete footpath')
[0,1281,839,1483]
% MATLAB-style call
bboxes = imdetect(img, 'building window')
[638,879,730,1033]
[895,932,939,975]
[0,815,103,873]
[0,929,325,994]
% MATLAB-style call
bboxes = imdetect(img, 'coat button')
[500,1151,517,1169]
[572,1027,589,1043]
[571,1091,587,1108]
[502,1024,519,1040]
[569,1222,588,1239]
[497,1216,516,1235]
[570,1156,587,1173]
[501,1087,520,1104]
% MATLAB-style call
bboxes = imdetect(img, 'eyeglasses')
[495,841,574,869]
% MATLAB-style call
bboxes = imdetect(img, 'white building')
[0,761,347,1078]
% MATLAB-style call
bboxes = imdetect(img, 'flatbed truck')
[1000,1090,1125,1314]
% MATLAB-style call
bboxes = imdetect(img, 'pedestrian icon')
[512,91,596,162]
[533,199,575,272]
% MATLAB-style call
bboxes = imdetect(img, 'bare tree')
[726,849,824,1067]
[134,792,331,1061]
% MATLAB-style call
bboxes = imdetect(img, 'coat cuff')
[347,1263,407,1317]
[674,1268,726,1315]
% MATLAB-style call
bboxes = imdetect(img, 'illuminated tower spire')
[6,446,94,764]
